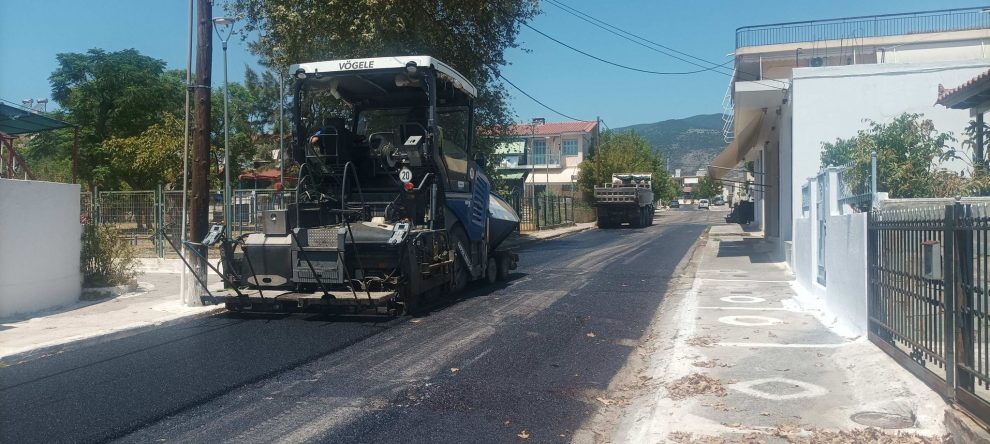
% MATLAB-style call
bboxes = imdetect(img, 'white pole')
[179,0,194,305]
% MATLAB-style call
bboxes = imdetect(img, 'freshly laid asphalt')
[0,209,721,444]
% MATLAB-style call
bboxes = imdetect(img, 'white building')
[712,7,990,263]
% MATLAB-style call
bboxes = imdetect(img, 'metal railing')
[736,7,990,48]
[507,193,575,232]
[869,201,990,425]
[527,152,561,168]
[81,188,293,258]
[836,152,877,213]
[801,183,810,215]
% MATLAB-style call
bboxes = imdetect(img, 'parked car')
[698,199,710,209]
[713,196,725,206]
[669,200,680,208]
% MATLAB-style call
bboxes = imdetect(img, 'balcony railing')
[519,152,561,168]
[736,7,990,48]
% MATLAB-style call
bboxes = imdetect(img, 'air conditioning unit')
[810,57,825,67]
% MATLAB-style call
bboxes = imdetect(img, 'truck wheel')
[496,254,511,281]
[630,210,643,228]
[486,257,497,285]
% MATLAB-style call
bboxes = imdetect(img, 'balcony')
[735,7,990,49]
[509,152,562,169]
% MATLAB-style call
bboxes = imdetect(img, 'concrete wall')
[793,216,814,291]
[0,179,82,318]
[824,213,868,335]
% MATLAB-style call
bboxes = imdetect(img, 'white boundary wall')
[823,213,868,335]
[0,179,81,318]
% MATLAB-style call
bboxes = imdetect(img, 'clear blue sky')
[1,1,986,128]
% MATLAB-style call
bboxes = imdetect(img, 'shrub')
[80,222,137,287]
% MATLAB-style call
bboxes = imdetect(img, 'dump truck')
[189,56,520,315]
[593,174,655,228]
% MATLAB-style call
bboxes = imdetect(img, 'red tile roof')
[505,121,597,137]
[936,69,990,108]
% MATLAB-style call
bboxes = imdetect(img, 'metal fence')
[81,188,294,258]
[868,202,990,423]
[507,194,576,232]
[736,7,990,48]
[836,153,877,213]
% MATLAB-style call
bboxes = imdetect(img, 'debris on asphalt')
[686,335,720,347]
[517,430,530,440]
[665,373,728,399]
[667,427,945,444]
[693,359,718,368]
[586,332,597,338]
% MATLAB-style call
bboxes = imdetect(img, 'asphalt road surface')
[0,210,722,444]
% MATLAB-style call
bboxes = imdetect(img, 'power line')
[544,0,789,90]
[522,23,728,76]
[498,74,586,122]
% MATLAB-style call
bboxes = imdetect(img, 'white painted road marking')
[717,315,783,326]
[731,377,829,400]
[718,342,849,348]
[719,295,766,303]
[699,306,792,311]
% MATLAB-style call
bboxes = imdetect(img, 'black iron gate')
[868,202,990,423]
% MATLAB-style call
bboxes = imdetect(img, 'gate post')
[954,202,975,393]
[944,203,957,399]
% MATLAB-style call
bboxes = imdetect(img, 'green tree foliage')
[227,0,540,165]
[577,131,676,201]
[44,49,184,189]
[101,113,185,190]
[694,176,723,199]
[820,113,960,198]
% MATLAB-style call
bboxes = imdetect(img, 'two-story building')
[496,118,598,196]
[712,6,990,261]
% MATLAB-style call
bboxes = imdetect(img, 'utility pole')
[594,116,601,186]
[185,0,213,306]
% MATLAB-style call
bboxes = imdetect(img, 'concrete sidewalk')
[500,221,596,249]
[605,223,947,443]
[0,273,224,364]
[0,223,594,365]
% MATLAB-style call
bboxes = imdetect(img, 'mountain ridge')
[612,113,726,174]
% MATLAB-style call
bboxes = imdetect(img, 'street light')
[213,16,236,239]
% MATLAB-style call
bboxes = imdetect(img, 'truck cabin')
[289,56,478,229]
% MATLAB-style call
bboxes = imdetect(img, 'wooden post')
[186,0,213,305]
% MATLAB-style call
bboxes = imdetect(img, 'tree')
[577,131,675,200]
[695,176,723,199]
[227,0,540,165]
[820,113,960,198]
[101,113,185,190]
[47,49,184,189]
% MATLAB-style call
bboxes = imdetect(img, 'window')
[562,139,578,156]
[561,184,574,192]
[532,139,547,165]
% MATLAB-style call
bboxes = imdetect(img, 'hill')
[612,114,726,174]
